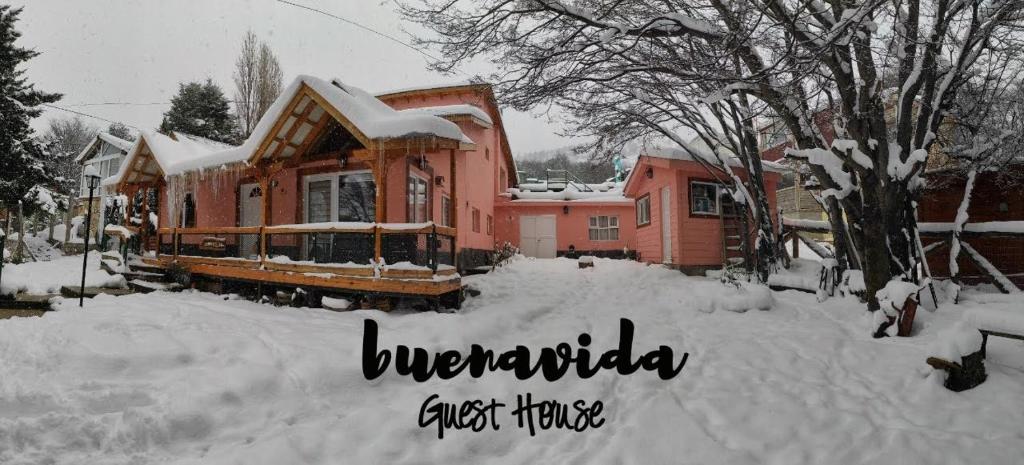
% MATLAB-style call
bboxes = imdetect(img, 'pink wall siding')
[381,89,510,252]
[624,157,781,266]
[494,201,637,253]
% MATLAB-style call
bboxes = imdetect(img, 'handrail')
[159,222,457,274]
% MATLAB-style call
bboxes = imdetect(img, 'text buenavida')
[362,318,688,382]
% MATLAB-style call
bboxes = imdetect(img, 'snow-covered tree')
[42,117,94,204]
[107,122,135,142]
[233,30,283,138]
[0,5,61,208]
[159,79,239,144]
[400,0,1024,308]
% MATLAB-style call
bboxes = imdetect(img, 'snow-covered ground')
[0,258,1022,464]
[0,252,126,296]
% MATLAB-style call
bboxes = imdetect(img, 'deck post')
[373,153,386,266]
[449,148,459,269]
[791,231,799,259]
[140,185,150,253]
[172,227,179,260]
[429,224,438,273]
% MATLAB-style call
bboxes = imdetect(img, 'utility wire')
[274,0,471,77]
[41,104,142,129]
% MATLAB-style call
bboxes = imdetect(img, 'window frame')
[181,192,197,228]
[406,172,429,223]
[636,194,652,227]
[471,207,481,233]
[440,196,452,227]
[302,169,375,224]
[588,215,620,241]
[689,180,723,217]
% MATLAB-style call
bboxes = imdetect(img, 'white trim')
[301,169,373,223]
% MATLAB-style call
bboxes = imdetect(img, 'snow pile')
[0,252,127,296]
[696,281,773,313]
[104,224,134,238]
[506,180,630,202]
[929,321,984,362]
[876,280,920,312]
[964,307,1024,336]
[321,296,353,311]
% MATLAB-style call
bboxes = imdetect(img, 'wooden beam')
[184,263,462,296]
[249,86,310,164]
[269,93,320,160]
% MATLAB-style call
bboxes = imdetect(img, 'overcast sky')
[13,0,575,155]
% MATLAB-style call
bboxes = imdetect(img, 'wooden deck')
[144,223,461,299]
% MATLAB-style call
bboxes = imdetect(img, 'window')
[485,148,490,160]
[499,167,507,193]
[472,207,481,233]
[486,215,493,236]
[589,216,619,241]
[304,171,377,224]
[441,196,451,226]
[636,195,651,226]
[182,193,196,228]
[690,181,720,215]
[407,174,428,222]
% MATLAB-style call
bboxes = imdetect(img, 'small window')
[407,174,428,222]
[182,192,196,228]
[589,215,619,241]
[691,181,720,215]
[486,214,493,236]
[485,148,490,160]
[472,208,481,233]
[636,195,651,226]
[441,196,451,227]
[499,167,507,192]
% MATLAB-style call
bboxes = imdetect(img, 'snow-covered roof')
[398,104,493,127]
[108,76,477,186]
[505,180,631,203]
[105,131,244,187]
[374,81,484,98]
[75,132,134,163]
[642,146,788,173]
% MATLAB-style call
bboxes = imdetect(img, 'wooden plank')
[184,264,461,296]
[263,261,375,277]
[174,226,263,235]
[381,268,434,279]
[173,255,263,269]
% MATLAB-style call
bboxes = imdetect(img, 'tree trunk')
[858,179,892,311]
[14,202,25,263]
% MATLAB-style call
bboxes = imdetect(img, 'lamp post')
[80,165,101,307]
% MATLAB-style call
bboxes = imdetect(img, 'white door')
[520,215,557,258]
[239,183,261,259]
[661,187,672,263]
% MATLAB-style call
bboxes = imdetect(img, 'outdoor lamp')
[79,165,102,307]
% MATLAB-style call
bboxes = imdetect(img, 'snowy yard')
[0,257,1023,464]
[0,252,126,296]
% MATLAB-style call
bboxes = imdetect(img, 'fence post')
[173,228,179,260]
[259,226,266,265]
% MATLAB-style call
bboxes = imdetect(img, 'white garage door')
[520,215,557,258]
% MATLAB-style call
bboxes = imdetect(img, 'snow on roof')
[374,81,484,98]
[109,76,476,184]
[642,145,788,173]
[399,104,493,126]
[75,132,134,163]
[506,180,631,203]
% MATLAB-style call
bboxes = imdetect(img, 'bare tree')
[400,0,1024,309]
[233,30,284,138]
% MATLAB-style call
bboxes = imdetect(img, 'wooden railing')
[155,223,457,277]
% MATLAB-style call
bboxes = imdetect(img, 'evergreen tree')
[0,6,62,207]
[107,122,135,141]
[159,79,238,144]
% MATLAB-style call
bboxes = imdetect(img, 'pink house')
[622,148,783,273]
[108,76,516,307]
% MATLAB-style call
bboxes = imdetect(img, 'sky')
[13,0,575,155]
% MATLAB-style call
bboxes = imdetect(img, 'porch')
[141,222,461,300]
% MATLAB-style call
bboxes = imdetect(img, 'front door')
[661,186,672,263]
[239,183,261,259]
[520,215,556,258]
